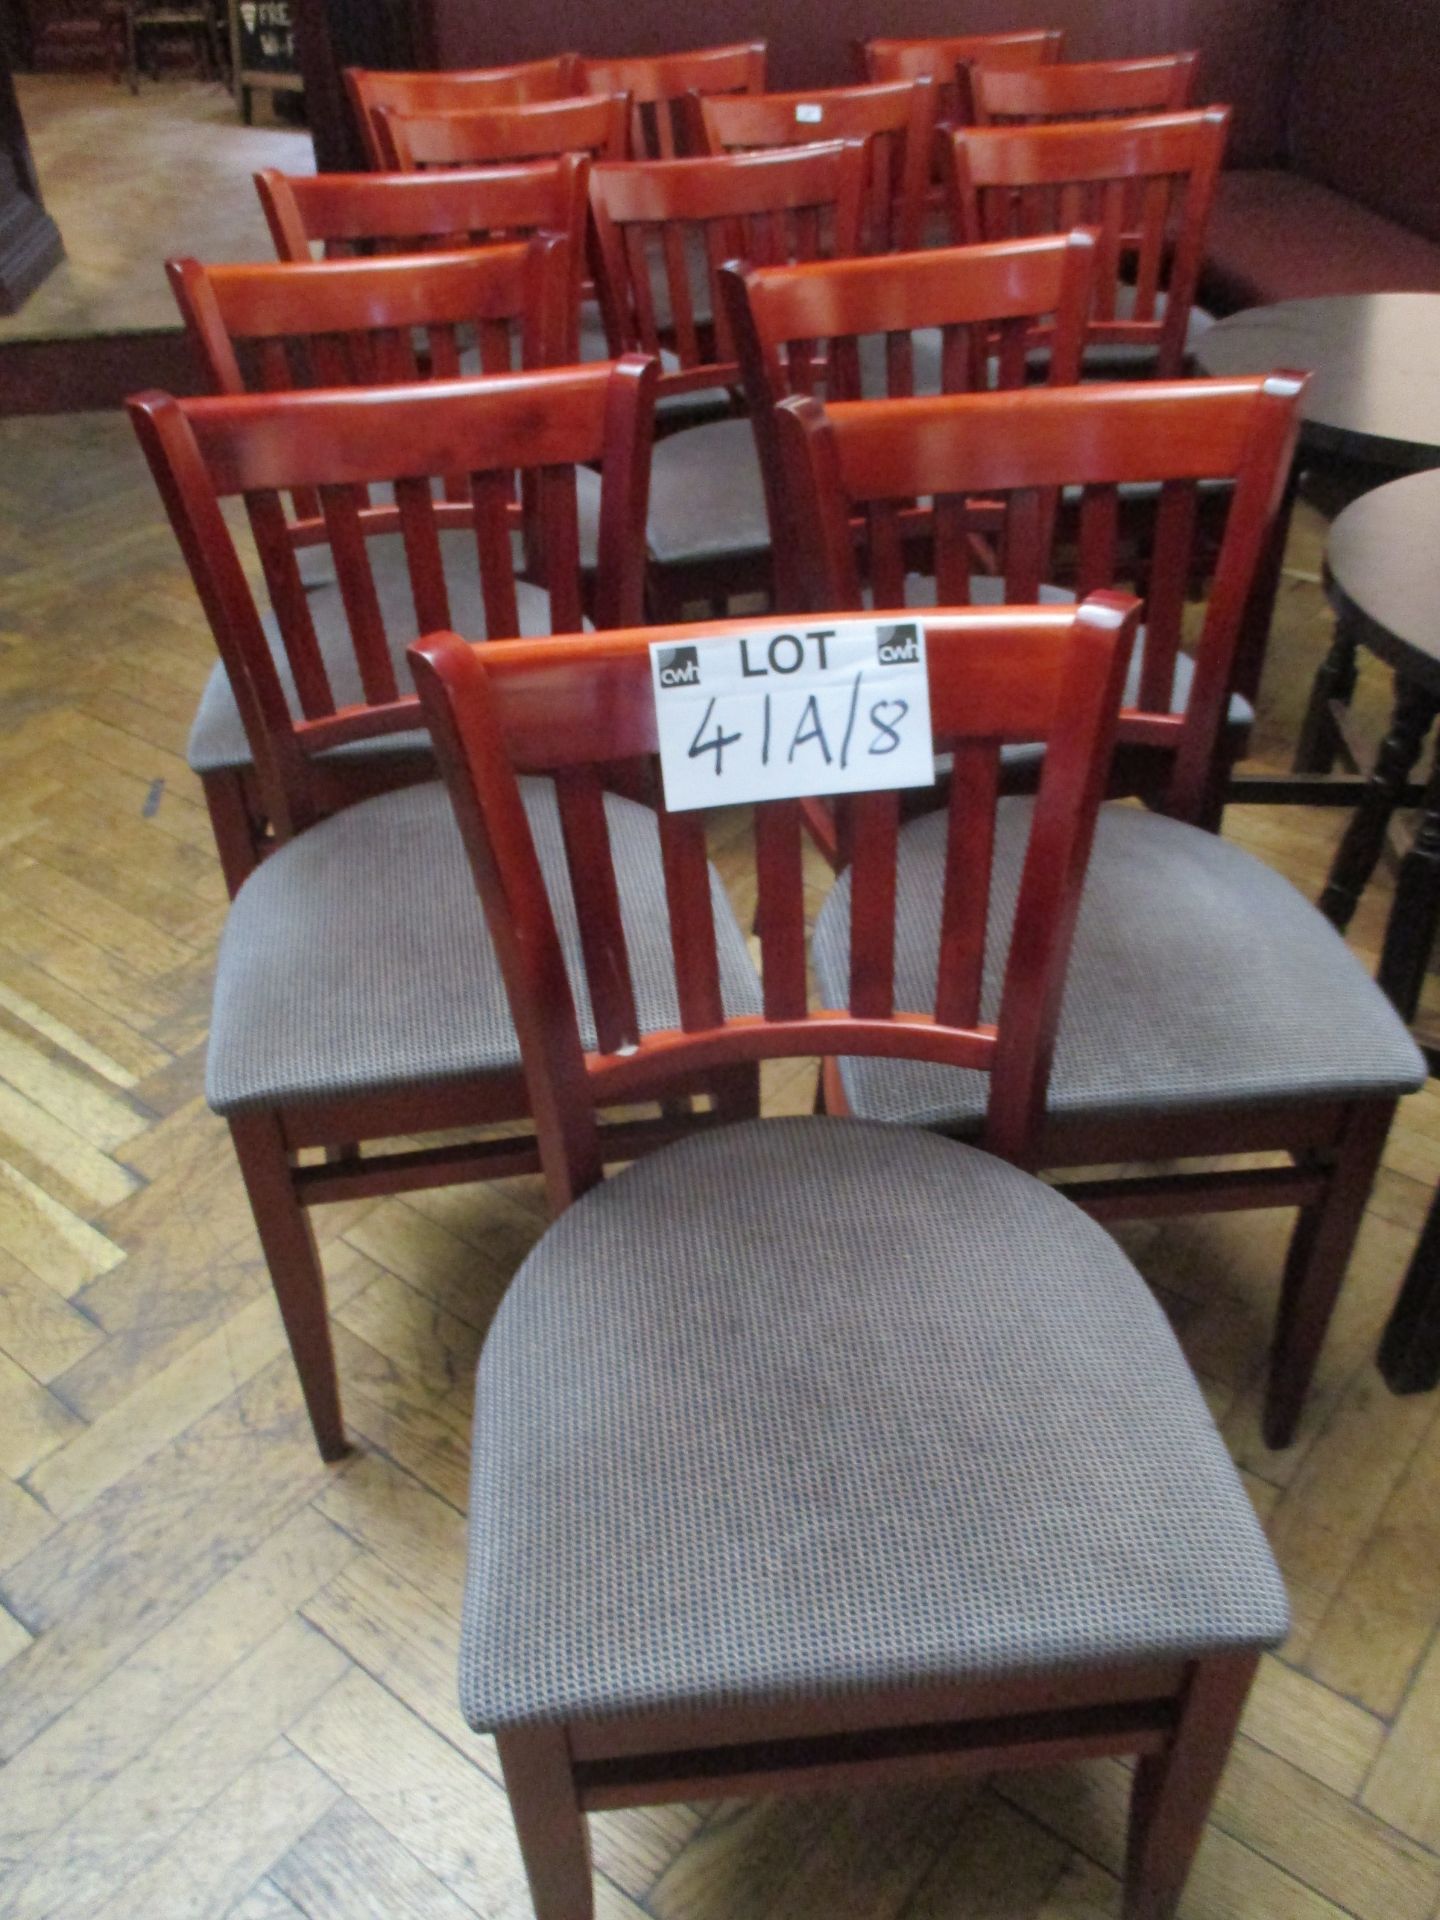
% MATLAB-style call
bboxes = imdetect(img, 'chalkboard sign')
[235,0,296,74]
[230,0,302,121]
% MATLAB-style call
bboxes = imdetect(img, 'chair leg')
[495,1726,594,1920]
[1123,1652,1257,1920]
[228,1108,348,1463]
[201,768,264,899]
[1265,1099,1396,1448]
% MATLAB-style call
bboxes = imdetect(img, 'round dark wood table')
[1198,296,1440,776]
[1195,293,1440,471]
[1310,468,1440,1395]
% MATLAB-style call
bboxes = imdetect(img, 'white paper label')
[794,101,824,123]
[649,619,934,812]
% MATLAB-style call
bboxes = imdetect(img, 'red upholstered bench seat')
[1202,170,1440,314]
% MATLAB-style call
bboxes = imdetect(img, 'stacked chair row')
[130,34,1426,1920]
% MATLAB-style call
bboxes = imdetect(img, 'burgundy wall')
[1288,0,1440,244]
[424,0,1296,164]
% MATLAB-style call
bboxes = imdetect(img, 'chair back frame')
[127,359,658,846]
[973,52,1199,125]
[945,109,1230,378]
[345,56,582,167]
[589,143,868,394]
[255,157,590,272]
[720,231,1098,607]
[859,30,1063,123]
[776,373,1304,823]
[168,237,577,397]
[381,93,631,171]
[410,594,1138,1208]
[581,41,767,158]
[697,79,937,253]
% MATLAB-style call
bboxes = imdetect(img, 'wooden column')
[0,41,62,313]
[291,0,427,171]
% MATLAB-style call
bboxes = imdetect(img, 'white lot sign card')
[649,619,935,813]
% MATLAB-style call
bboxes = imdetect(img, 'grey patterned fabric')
[645,416,769,565]
[206,777,762,1114]
[460,1114,1289,1731]
[188,534,558,776]
[812,800,1427,1129]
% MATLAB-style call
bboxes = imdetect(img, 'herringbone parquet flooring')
[2,401,1440,1920]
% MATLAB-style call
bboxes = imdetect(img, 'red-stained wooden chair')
[859,28,1063,125]
[720,230,1096,618]
[128,361,761,1463]
[578,41,766,158]
[589,141,867,615]
[165,237,582,891]
[255,156,590,268]
[379,94,631,172]
[345,57,582,168]
[776,377,1427,1448]
[696,79,936,254]
[973,51,1199,125]
[946,110,1230,378]
[408,602,1289,1920]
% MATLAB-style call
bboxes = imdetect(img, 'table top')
[1195,294,1440,472]
[1327,468,1440,695]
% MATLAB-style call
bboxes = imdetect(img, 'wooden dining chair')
[380,93,631,172]
[777,377,1428,1448]
[695,78,936,254]
[859,28,1063,125]
[589,140,867,614]
[946,109,1230,377]
[409,602,1289,1920]
[579,41,766,158]
[720,230,1096,618]
[164,237,581,892]
[345,56,582,167]
[127,360,763,1463]
[255,155,591,267]
[973,51,1200,125]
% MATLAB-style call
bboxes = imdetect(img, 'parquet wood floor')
[2,405,1440,1920]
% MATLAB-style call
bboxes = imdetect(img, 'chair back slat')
[1141,480,1200,712]
[974,53,1198,126]
[344,57,582,167]
[775,374,1306,823]
[128,360,659,840]
[860,30,1062,124]
[947,111,1230,377]
[754,800,807,1022]
[935,740,1000,1030]
[318,482,400,705]
[581,42,766,158]
[382,94,630,172]
[256,159,590,271]
[408,594,1138,1203]
[554,768,642,1055]
[698,80,935,251]
[659,809,725,1032]
[590,144,868,392]
[846,790,899,1017]
[395,472,453,637]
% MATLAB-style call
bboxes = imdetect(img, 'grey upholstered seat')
[460,1114,1289,1730]
[812,800,1427,1131]
[644,416,769,567]
[206,777,761,1115]
[188,532,560,777]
